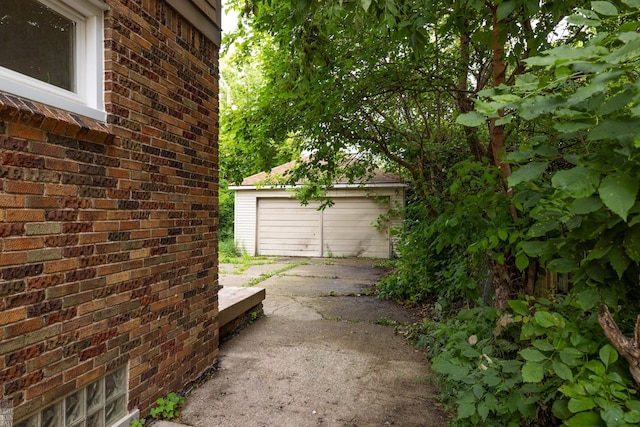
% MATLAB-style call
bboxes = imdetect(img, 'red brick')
[43,258,78,274]
[25,373,62,400]
[45,158,78,172]
[0,252,26,267]
[0,308,26,326]
[3,237,44,251]
[4,181,44,195]
[25,196,60,208]
[0,195,24,207]
[7,123,45,140]
[4,318,43,338]
[5,209,45,222]
[62,360,93,383]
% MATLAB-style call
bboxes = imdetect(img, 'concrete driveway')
[157,258,447,427]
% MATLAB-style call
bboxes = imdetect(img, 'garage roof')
[232,160,406,189]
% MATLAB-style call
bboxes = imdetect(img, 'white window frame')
[0,0,108,121]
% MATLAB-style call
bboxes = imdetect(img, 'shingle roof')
[239,160,404,186]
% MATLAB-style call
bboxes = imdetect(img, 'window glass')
[0,0,75,91]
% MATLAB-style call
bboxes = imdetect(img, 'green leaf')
[522,361,544,382]
[463,347,481,358]
[589,119,640,142]
[568,397,596,413]
[609,245,631,278]
[553,399,572,420]
[622,0,640,6]
[360,0,372,11]
[566,14,602,27]
[552,167,600,198]
[600,344,619,368]
[508,162,548,187]
[515,252,529,270]
[520,241,548,256]
[547,258,577,274]
[565,411,604,426]
[477,401,489,420]
[456,111,486,127]
[623,225,640,262]
[534,311,558,328]
[591,1,618,15]
[599,173,639,221]
[553,122,592,134]
[527,220,560,237]
[605,37,640,64]
[601,405,625,425]
[552,359,574,381]
[457,401,476,419]
[532,340,555,352]
[508,300,528,316]
[571,197,604,215]
[520,348,548,362]
[472,383,484,399]
[502,360,523,373]
[585,360,606,375]
[432,359,470,381]
[624,410,640,423]
[560,348,584,366]
[587,238,613,261]
[497,1,517,20]
[576,288,601,310]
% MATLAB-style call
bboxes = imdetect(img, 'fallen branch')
[598,305,640,386]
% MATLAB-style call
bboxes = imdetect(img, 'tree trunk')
[489,259,512,310]
[455,23,488,161]
[488,2,514,194]
[598,305,640,386]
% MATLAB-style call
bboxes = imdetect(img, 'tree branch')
[598,305,640,386]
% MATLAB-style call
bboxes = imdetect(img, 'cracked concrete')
[154,258,447,427]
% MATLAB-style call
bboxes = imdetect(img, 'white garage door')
[323,198,390,258]
[257,199,322,257]
[257,197,390,258]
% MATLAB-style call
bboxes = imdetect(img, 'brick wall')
[0,0,219,421]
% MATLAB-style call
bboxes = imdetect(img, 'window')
[14,367,128,427]
[0,0,108,121]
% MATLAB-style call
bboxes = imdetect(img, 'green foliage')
[428,298,640,426]
[149,392,184,420]
[130,418,145,427]
[378,159,513,308]
[218,185,235,242]
[458,1,640,308]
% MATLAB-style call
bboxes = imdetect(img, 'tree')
[228,0,588,307]
[218,41,297,240]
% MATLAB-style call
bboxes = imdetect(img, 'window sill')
[0,91,114,144]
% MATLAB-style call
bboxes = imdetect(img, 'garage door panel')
[257,198,322,257]
[323,197,389,258]
[257,196,390,258]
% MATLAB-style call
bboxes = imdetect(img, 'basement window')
[14,367,128,427]
[0,0,108,121]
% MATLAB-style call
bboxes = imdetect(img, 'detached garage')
[230,161,407,259]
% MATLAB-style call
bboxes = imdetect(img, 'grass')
[245,260,307,287]
[219,239,308,285]
[219,239,275,273]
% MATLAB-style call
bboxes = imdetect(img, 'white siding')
[257,199,322,257]
[234,190,257,255]
[233,187,406,258]
[323,197,390,258]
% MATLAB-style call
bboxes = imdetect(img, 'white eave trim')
[229,183,409,191]
[166,0,221,46]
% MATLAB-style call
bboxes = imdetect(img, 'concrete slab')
[172,258,447,427]
[219,262,293,287]
[218,286,266,327]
